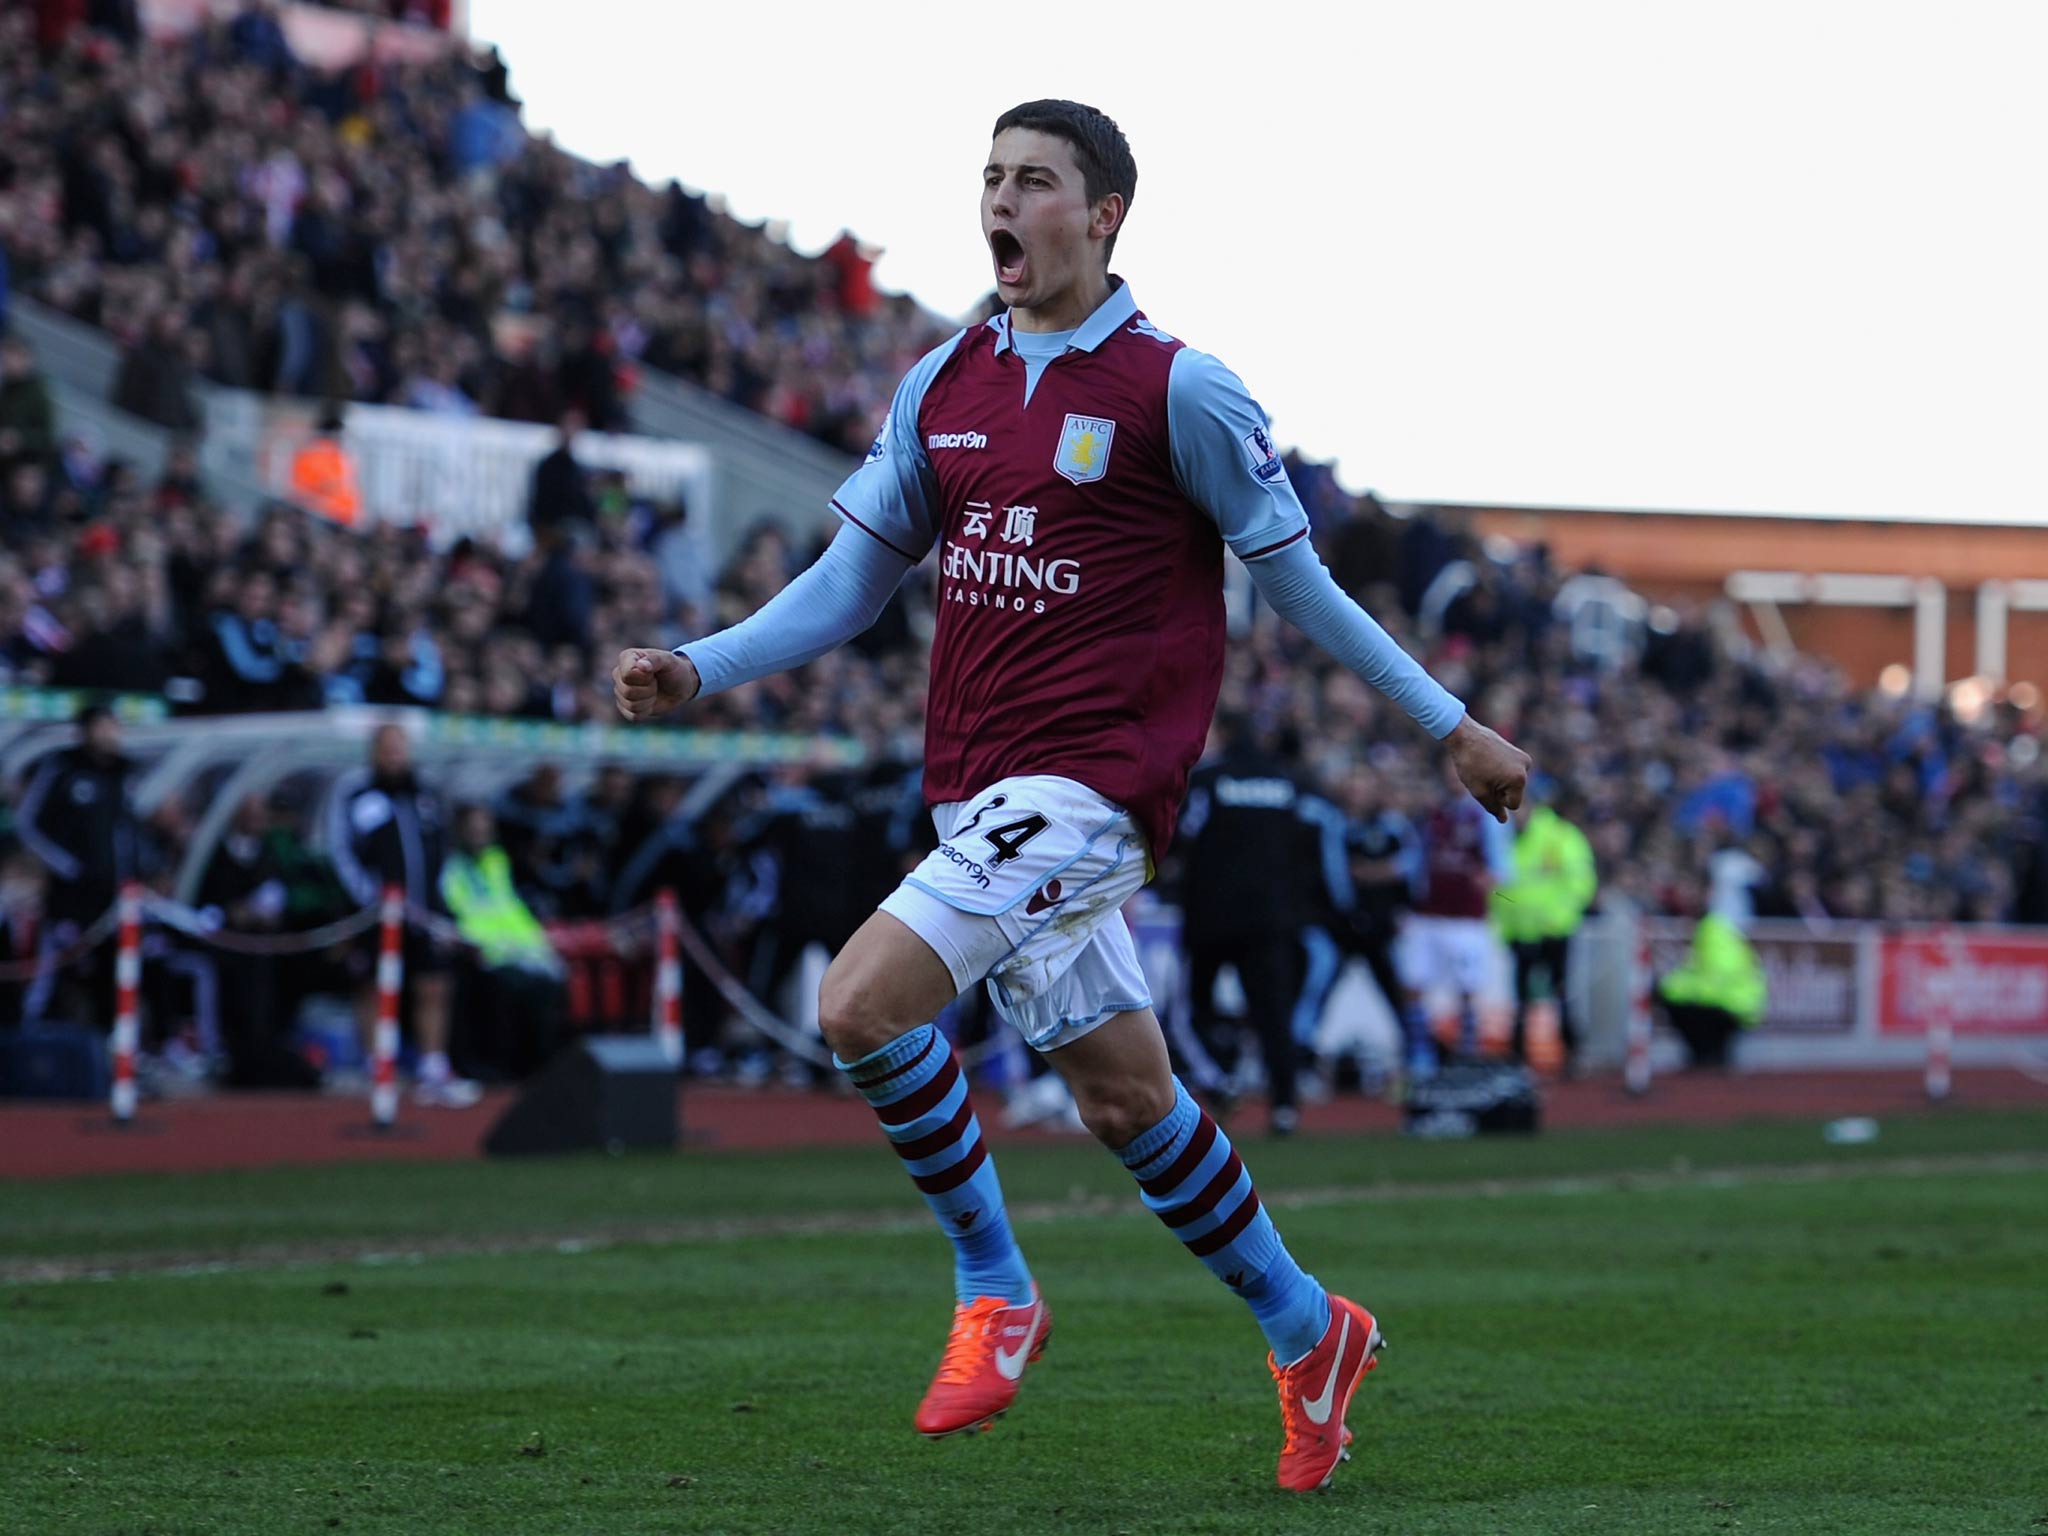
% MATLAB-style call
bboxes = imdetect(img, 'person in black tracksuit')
[194,795,322,1088]
[729,769,864,1081]
[1174,721,1332,1137]
[324,723,476,1105]
[16,705,141,1028]
[1329,762,1422,1079]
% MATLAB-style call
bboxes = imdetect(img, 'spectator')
[113,311,202,432]
[15,703,142,1029]
[524,523,593,655]
[193,795,322,1088]
[1324,492,1396,603]
[528,408,593,540]
[1317,759,1421,1090]
[325,722,480,1107]
[1173,717,1344,1137]
[226,0,294,74]
[200,566,315,712]
[1655,898,1768,1070]
[287,406,362,527]
[49,561,171,694]
[0,849,43,1029]
[0,335,56,473]
[0,457,60,529]
[1406,756,1518,1066]
[494,762,606,918]
[821,229,879,319]
[1491,788,1597,1071]
[647,496,711,622]
[439,803,564,1081]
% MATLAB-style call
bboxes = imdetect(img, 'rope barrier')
[664,902,1008,1074]
[140,895,384,954]
[664,901,836,1069]
[21,886,1030,1083]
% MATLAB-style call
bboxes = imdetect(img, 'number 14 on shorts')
[914,777,1135,920]
[957,792,1050,867]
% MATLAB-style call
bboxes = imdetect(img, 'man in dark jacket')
[1174,719,1342,1136]
[194,794,321,1088]
[527,408,593,540]
[325,723,478,1107]
[16,704,141,1027]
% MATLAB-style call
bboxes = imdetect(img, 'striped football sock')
[1117,1078,1331,1364]
[837,1023,1034,1306]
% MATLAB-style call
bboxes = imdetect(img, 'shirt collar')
[988,275,1138,357]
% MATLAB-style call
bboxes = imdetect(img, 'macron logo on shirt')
[927,431,988,451]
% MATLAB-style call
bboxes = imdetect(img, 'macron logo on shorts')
[927,431,988,451]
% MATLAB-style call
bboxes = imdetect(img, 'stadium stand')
[0,1,941,453]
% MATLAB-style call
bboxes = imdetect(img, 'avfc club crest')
[1054,413,1115,486]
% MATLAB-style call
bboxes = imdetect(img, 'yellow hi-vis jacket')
[1491,805,1597,943]
[439,846,554,970]
[1659,913,1768,1028]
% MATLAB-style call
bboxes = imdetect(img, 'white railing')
[221,397,715,555]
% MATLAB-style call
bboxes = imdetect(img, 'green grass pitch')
[5,1110,2046,1535]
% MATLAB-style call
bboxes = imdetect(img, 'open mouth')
[990,228,1027,288]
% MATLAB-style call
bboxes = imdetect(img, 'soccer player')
[612,99,1530,1491]
[1403,758,1519,1063]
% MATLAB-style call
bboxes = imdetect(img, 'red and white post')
[1624,923,1653,1097]
[372,884,405,1127]
[1925,928,1956,1102]
[653,888,683,1067]
[109,882,143,1123]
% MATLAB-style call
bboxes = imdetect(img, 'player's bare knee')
[1072,1076,1175,1150]
[816,961,912,1062]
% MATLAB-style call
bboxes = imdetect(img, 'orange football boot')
[914,1286,1051,1438]
[1270,1294,1384,1491]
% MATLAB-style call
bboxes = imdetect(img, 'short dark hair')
[992,99,1137,262]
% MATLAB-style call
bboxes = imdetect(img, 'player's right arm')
[613,333,960,723]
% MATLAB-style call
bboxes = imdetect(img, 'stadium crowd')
[0,0,938,452]
[6,375,2046,944]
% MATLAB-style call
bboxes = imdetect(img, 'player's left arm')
[1166,348,1530,821]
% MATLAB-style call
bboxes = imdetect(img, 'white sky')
[467,0,2046,524]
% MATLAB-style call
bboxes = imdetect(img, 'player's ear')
[1092,193,1125,246]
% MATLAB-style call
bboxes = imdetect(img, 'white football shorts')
[878,774,1153,1052]
[1396,915,1512,1005]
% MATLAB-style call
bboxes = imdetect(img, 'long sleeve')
[679,527,913,696]
[1243,539,1466,738]
[16,756,81,880]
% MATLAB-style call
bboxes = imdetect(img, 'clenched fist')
[1445,715,1532,823]
[612,648,700,721]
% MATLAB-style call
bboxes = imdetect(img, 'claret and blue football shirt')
[832,278,1318,858]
